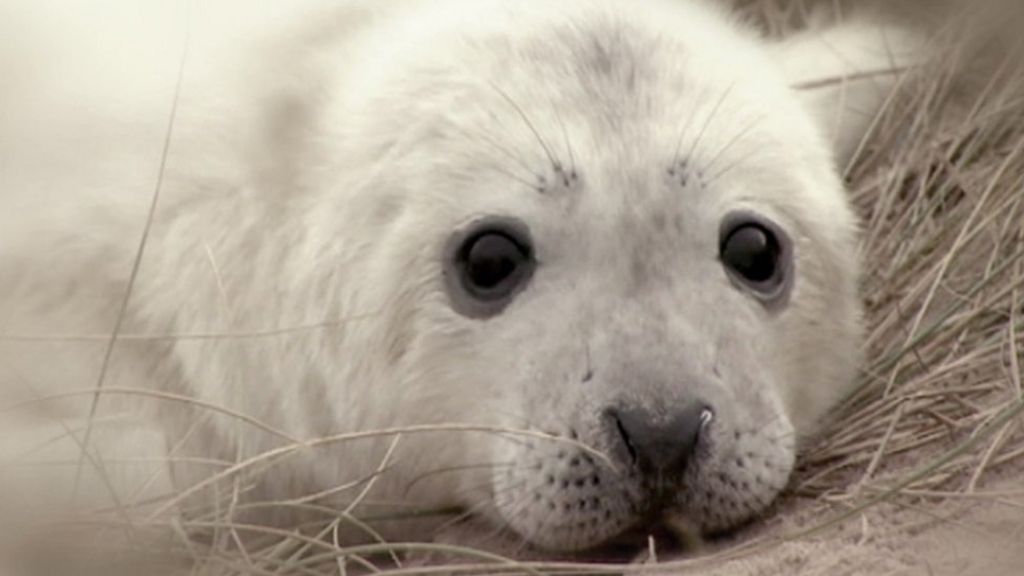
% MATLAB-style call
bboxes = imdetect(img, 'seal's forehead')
[348,0,844,237]
[458,10,735,113]
[366,0,771,113]
[442,34,826,214]
[352,0,806,155]
[437,2,824,171]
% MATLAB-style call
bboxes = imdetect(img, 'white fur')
[0,0,916,553]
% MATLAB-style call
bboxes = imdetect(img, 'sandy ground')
[682,485,1024,575]
[422,472,1024,575]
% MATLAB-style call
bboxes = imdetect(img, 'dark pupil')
[724,225,777,282]
[466,234,520,289]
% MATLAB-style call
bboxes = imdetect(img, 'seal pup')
[0,0,917,553]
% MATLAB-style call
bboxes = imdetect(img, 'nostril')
[611,411,639,465]
[606,402,712,477]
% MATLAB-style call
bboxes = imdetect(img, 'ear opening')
[773,21,924,171]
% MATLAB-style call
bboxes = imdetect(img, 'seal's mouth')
[572,518,701,562]
[576,493,770,562]
[572,501,758,561]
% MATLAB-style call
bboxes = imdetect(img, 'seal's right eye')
[462,232,528,294]
[444,219,536,318]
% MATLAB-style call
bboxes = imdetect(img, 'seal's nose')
[608,402,712,477]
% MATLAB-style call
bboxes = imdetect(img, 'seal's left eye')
[721,224,779,284]
[445,219,536,318]
[718,212,792,304]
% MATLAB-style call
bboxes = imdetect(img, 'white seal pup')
[0,0,917,553]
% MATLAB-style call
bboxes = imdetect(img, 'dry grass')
[6,1,1024,575]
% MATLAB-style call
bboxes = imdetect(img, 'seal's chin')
[532,511,710,561]
[601,518,701,556]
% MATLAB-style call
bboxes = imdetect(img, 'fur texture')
[0,0,916,553]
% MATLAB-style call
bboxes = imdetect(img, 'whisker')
[553,106,578,181]
[703,144,763,187]
[488,81,561,170]
[699,112,767,177]
[685,82,738,171]
[486,165,545,191]
[672,83,712,169]
[445,120,540,182]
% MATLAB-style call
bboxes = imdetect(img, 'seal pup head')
[311,0,914,552]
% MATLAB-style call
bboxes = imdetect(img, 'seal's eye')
[461,232,529,296]
[719,212,792,303]
[722,224,778,282]
[445,218,535,318]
